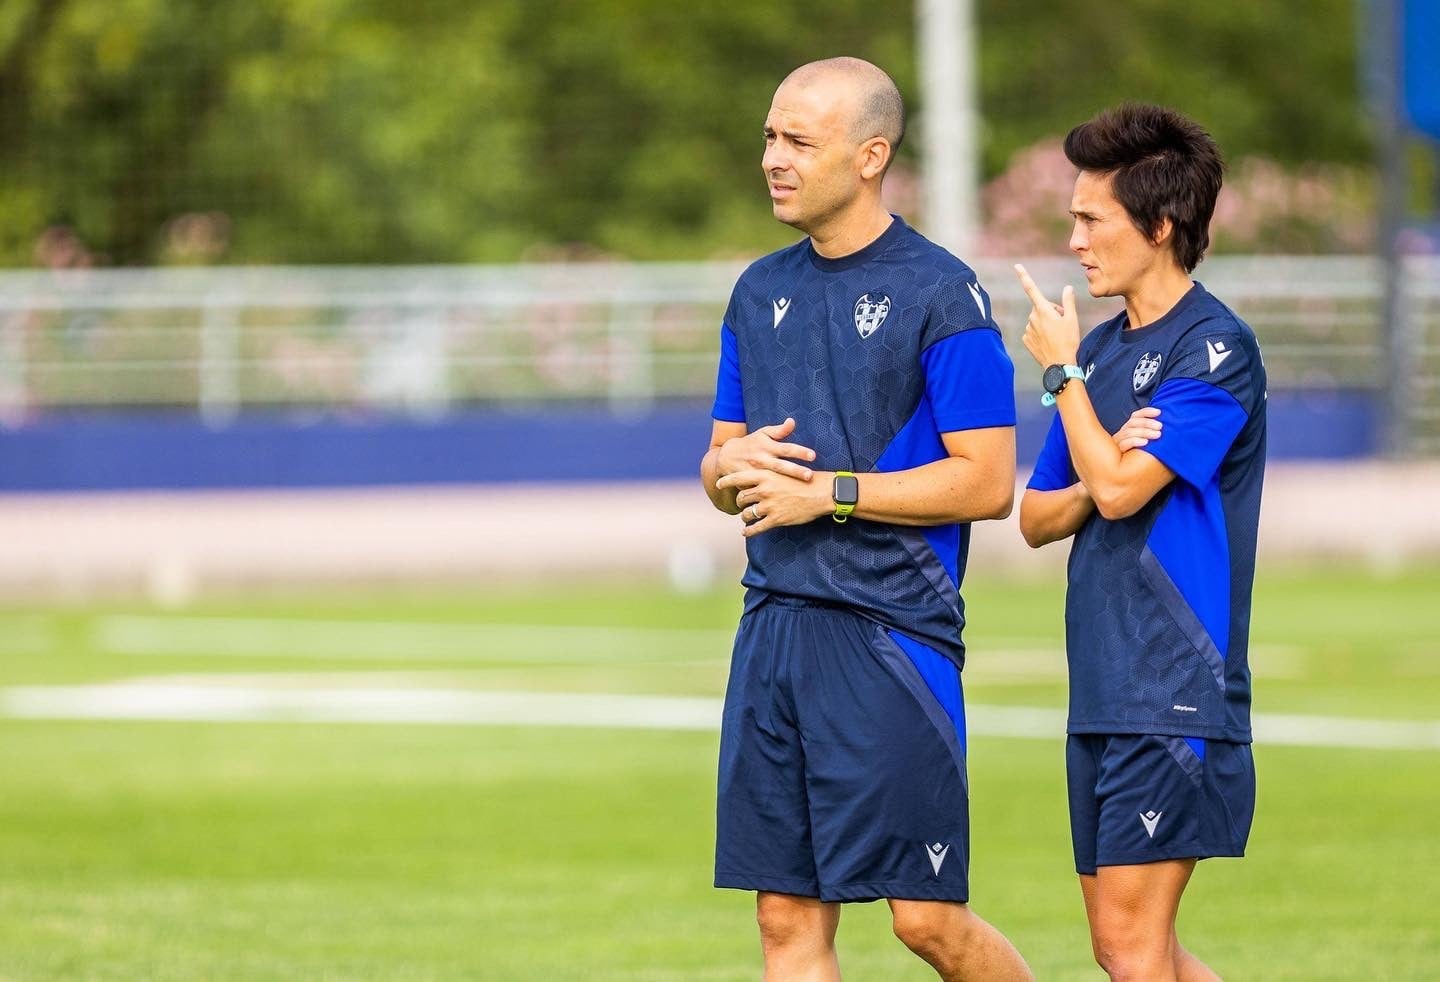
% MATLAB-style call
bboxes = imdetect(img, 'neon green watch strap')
[832,470,858,523]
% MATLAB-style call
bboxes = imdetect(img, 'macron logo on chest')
[772,298,791,329]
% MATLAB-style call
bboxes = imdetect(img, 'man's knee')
[891,901,971,961]
[756,894,831,953]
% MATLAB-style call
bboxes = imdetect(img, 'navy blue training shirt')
[711,216,1016,667]
[1027,283,1266,742]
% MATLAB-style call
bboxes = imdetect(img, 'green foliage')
[0,0,1376,265]
[978,0,1368,177]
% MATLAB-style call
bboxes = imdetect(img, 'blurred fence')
[0,255,1437,453]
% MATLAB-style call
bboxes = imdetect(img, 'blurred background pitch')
[0,2,1437,979]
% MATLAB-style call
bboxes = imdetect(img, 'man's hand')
[716,468,832,538]
[1114,407,1162,452]
[1014,264,1081,368]
[715,417,817,482]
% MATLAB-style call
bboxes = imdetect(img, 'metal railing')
[0,256,1436,452]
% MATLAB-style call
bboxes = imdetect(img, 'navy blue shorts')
[715,595,970,903]
[1066,733,1255,875]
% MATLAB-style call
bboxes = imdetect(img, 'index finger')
[715,469,766,491]
[1013,263,1051,311]
[765,440,816,462]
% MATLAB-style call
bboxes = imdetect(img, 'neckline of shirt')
[1116,281,1207,344]
[805,215,907,272]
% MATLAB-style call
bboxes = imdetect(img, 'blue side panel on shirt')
[1148,477,1232,661]
[920,524,961,590]
[874,392,959,587]
[1142,375,1246,664]
[711,324,746,422]
[887,628,966,753]
[874,392,947,472]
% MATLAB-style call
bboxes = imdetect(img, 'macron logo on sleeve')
[1206,338,1233,373]
[966,282,986,319]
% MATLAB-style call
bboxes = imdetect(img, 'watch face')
[833,474,859,506]
[1043,364,1066,394]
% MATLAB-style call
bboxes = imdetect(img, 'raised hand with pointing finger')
[1014,263,1081,369]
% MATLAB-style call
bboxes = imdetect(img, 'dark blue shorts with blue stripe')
[715,594,971,903]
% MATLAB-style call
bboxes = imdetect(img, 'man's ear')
[858,137,892,180]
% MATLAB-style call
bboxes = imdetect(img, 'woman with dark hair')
[1015,104,1265,982]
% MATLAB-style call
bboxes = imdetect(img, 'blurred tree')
[0,0,1377,265]
[977,0,1367,177]
[0,0,535,264]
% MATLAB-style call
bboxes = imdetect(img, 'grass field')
[1,567,1438,980]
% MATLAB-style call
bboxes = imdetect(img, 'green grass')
[0,567,1438,979]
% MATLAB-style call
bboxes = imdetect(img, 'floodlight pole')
[917,0,979,258]
[1365,0,1410,457]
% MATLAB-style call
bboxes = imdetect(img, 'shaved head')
[762,57,905,242]
[780,57,906,166]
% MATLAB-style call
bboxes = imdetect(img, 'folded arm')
[1051,383,1175,520]
[715,425,1016,538]
[1019,406,1165,546]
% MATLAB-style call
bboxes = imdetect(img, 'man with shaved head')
[701,58,1032,980]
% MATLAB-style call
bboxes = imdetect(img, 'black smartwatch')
[1041,363,1085,407]
[832,471,859,523]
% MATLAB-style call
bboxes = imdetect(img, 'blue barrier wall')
[0,390,1381,492]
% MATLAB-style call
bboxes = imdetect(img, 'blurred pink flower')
[978,138,1375,257]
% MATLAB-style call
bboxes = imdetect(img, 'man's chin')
[771,205,806,230]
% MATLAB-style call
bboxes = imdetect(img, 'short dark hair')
[1063,104,1224,272]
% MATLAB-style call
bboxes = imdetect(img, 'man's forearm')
[701,446,742,514]
[849,456,1013,526]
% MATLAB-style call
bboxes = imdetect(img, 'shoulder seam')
[919,322,1001,353]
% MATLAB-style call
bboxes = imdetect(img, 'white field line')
[86,616,1307,678]
[1,685,723,730]
[3,683,1437,750]
[92,615,736,662]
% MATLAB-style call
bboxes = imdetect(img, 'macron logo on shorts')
[1139,810,1163,839]
[926,842,950,876]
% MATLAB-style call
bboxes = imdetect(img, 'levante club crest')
[854,293,891,338]
[1133,351,1163,392]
